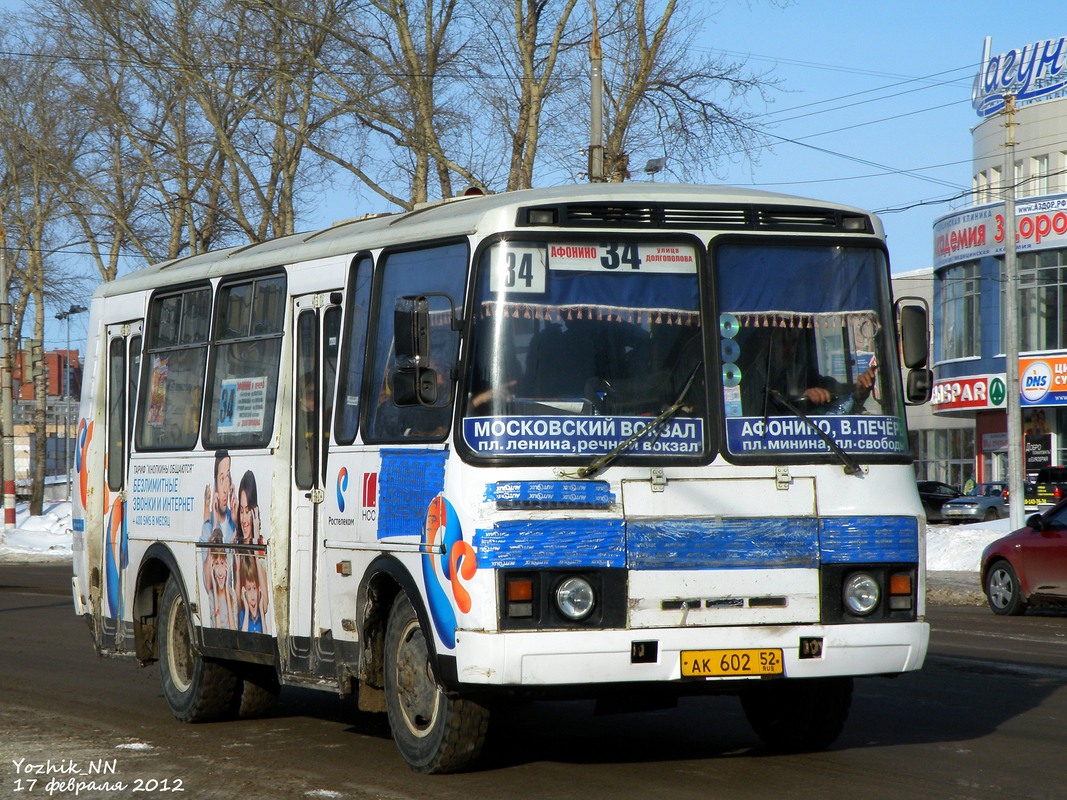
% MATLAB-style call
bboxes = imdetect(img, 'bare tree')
[598,0,776,182]
[0,37,88,514]
[28,0,781,251]
[459,0,582,191]
[313,0,475,207]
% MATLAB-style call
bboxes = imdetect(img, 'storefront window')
[940,262,980,360]
[912,427,975,488]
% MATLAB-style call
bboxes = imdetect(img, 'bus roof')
[94,183,882,298]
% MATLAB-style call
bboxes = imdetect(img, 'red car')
[981,500,1067,615]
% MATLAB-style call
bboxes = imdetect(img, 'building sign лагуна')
[972,36,1067,117]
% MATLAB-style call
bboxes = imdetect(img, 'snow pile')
[925,518,1010,573]
[0,501,74,562]
[0,500,1015,573]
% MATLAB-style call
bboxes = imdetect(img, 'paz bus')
[72,183,933,773]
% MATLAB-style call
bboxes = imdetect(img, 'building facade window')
[940,261,981,360]
[1008,249,1067,352]
[1031,154,1049,196]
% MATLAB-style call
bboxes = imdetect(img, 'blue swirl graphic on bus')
[336,467,349,512]
[104,496,127,619]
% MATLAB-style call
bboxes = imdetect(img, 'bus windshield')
[715,242,909,458]
[462,239,706,460]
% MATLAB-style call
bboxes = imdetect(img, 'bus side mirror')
[392,367,439,406]
[905,367,933,405]
[394,296,430,364]
[897,302,929,369]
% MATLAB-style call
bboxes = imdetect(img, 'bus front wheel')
[383,594,489,773]
[158,576,238,722]
[741,676,852,752]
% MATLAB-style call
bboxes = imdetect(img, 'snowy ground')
[0,501,80,562]
[0,500,1012,572]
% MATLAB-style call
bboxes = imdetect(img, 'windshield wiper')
[767,389,863,477]
[569,360,703,480]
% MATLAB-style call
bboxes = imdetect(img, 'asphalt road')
[3,564,1067,800]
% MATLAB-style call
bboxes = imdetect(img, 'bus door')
[288,293,342,675]
[99,321,142,651]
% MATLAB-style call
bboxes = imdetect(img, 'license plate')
[680,648,783,677]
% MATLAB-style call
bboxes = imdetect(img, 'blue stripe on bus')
[376,449,448,540]
[485,480,615,508]
[819,516,919,563]
[474,520,626,568]
[627,518,820,570]
[472,515,919,570]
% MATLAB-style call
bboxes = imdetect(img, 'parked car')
[1024,466,1067,511]
[916,480,962,523]
[981,501,1067,615]
[941,481,1008,523]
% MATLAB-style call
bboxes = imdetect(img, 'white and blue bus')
[72,183,933,772]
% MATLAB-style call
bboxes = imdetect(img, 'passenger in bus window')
[297,374,316,479]
[744,326,874,414]
[237,555,266,634]
[206,529,237,629]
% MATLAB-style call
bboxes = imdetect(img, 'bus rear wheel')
[384,594,489,773]
[741,676,852,752]
[158,576,238,722]
[234,663,280,718]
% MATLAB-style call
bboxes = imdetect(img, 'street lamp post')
[56,304,87,500]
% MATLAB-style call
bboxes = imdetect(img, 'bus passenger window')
[203,274,286,449]
[335,256,372,445]
[137,286,212,451]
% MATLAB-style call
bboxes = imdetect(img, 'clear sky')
[681,0,1065,274]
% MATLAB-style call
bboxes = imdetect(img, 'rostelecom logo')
[336,467,349,512]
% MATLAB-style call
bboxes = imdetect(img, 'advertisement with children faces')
[129,449,272,635]
[196,450,271,635]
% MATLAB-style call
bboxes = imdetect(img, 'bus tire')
[235,664,280,719]
[741,676,852,753]
[383,593,489,773]
[158,576,238,723]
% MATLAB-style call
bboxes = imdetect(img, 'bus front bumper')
[451,621,929,686]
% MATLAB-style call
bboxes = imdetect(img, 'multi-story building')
[929,35,1067,484]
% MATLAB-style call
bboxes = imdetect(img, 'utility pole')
[0,218,13,541]
[588,1,604,183]
[1002,94,1025,529]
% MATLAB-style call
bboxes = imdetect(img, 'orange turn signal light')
[506,576,535,618]
[889,574,912,595]
[507,578,533,602]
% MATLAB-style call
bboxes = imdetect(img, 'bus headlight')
[843,572,880,616]
[555,576,596,621]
